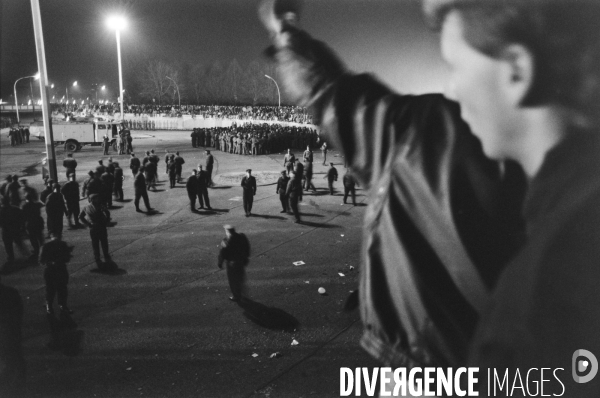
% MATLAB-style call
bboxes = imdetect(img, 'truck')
[34,120,123,152]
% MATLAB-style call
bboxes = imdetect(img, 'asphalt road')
[0,129,379,398]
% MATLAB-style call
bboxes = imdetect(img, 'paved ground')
[0,128,379,398]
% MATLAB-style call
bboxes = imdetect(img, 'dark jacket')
[186,175,198,193]
[276,176,290,194]
[240,176,256,196]
[218,232,250,267]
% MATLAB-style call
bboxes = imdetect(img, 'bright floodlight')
[73,81,78,86]
[107,16,127,30]
[101,85,106,90]
[34,72,40,80]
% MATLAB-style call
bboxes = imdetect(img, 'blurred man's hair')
[424,0,600,123]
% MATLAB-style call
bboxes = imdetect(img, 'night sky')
[1,0,448,104]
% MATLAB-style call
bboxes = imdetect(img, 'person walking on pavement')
[276,170,290,213]
[45,184,66,237]
[303,161,316,192]
[283,149,296,175]
[218,225,251,302]
[60,174,82,228]
[286,164,304,223]
[129,153,140,177]
[186,170,199,212]
[39,233,73,315]
[167,155,177,189]
[241,169,257,217]
[324,162,338,195]
[79,194,112,269]
[205,150,214,187]
[21,192,44,261]
[134,167,153,213]
[196,166,212,210]
[342,169,358,206]
[62,153,77,180]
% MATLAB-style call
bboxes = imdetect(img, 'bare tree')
[139,60,176,105]
[243,60,265,105]
[189,63,207,105]
[205,60,225,104]
[224,59,243,104]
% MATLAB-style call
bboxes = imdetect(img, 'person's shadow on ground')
[238,299,299,332]
[47,313,84,357]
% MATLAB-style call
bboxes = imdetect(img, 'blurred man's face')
[440,11,519,159]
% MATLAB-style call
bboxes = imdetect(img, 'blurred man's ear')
[500,44,535,107]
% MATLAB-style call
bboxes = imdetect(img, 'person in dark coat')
[196,166,212,210]
[205,150,214,187]
[100,170,114,208]
[113,162,124,201]
[62,153,77,180]
[342,169,357,206]
[106,157,115,175]
[286,164,303,223]
[191,129,198,148]
[186,170,199,212]
[60,174,82,228]
[102,135,109,155]
[218,225,251,302]
[95,159,106,176]
[45,184,66,237]
[167,155,177,189]
[0,197,26,268]
[126,131,133,154]
[81,171,100,199]
[39,233,73,314]
[6,175,21,207]
[145,160,157,191]
[303,161,316,192]
[21,192,44,260]
[19,178,38,203]
[174,151,185,182]
[79,194,112,268]
[324,162,338,195]
[240,169,257,217]
[134,167,152,212]
[276,170,290,213]
[0,276,26,395]
[198,129,205,148]
[129,153,140,177]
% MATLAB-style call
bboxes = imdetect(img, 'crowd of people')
[7,126,32,146]
[51,103,314,124]
[190,123,321,155]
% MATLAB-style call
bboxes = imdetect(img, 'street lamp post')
[165,76,181,109]
[264,74,281,108]
[107,16,126,121]
[13,73,39,124]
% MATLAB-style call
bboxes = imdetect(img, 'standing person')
[149,149,160,184]
[303,145,313,163]
[100,169,114,208]
[45,184,66,237]
[205,150,214,187]
[198,128,205,148]
[62,153,77,180]
[102,135,109,155]
[320,141,328,165]
[259,1,527,373]
[167,155,177,189]
[134,167,153,213]
[24,126,30,144]
[186,170,199,212]
[191,129,198,148]
[276,170,290,213]
[283,149,296,174]
[218,225,251,302]
[112,162,124,202]
[145,159,157,191]
[60,174,82,228]
[39,233,73,314]
[21,192,44,260]
[126,132,133,154]
[342,169,357,206]
[6,175,21,207]
[81,171,101,200]
[20,178,38,203]
[196,166,212,210]
[0,196,26,268]
[129,153,140,177]
[174,151,185,183]
[95,159,106,176]
[303,161,316,192]
[324,162,338,195]
[0,276,26,395]
[240,169,257,217]
[79,194,112,269]
[286,163,303,223]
